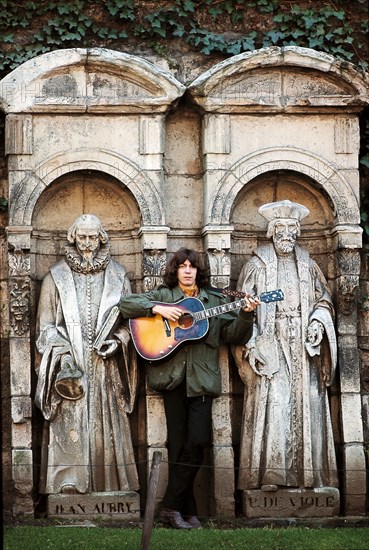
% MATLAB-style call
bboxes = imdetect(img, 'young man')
[119,247,258,529]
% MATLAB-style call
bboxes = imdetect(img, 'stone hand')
[245,346,267,376]
[307,320,324,346]
[305,320,324,357]
[96,339,118,359]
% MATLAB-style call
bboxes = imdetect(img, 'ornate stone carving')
[9,278,30,336]
[8,248,31,337]
[8,249,30,277]
[206,246,231,289]
[336,250,361,315]
[142,249,166,291]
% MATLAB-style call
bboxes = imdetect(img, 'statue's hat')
[259,200,309,222]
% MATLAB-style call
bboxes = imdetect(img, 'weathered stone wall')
[1,46,369,519]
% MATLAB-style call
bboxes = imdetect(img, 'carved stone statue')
[35,214,139,495]
[233,200,338,491]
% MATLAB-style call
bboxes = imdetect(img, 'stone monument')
[232,200,340,518]
[34,214,140,519]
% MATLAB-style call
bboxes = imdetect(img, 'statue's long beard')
[274,237,295,255]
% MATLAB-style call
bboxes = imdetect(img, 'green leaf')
[182,0,195,12]
[360,155,369,168]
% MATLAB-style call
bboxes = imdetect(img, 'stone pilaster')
[336,248,366,515]
[6,226,33,515]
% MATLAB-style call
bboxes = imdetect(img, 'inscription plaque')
[47,491,140,519]
[244,488,340,518]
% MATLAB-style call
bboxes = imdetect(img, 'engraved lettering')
[264,496,277,508]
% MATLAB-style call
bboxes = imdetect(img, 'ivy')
[0,1,367,74]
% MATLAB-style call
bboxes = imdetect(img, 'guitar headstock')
[259,289,284,303]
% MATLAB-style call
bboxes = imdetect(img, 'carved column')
[6,226,33,515]
[138,226,170,502]
[336,248,366,515]
[203,225,235,515]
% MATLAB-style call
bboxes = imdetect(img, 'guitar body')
[129,298,209,362]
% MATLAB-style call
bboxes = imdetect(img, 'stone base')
[47,491,140,519]
[243,487,340,518]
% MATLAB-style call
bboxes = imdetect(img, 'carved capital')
[337,249,361,276]
[8,249,31,277]
[206,248,231,289]
[142,249,166,291]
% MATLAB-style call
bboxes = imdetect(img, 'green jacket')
[119,285,254,397]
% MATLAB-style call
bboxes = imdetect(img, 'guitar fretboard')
[192,298,248,322]
[192,289,284,322]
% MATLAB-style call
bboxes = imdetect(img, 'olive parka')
[119,285,254,397]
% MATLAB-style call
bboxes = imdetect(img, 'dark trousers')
[162,379,213,516]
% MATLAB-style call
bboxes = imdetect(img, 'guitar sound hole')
[178,313,194,329]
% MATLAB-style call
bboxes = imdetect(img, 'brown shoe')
[159,507,193,529]
[185,516,203,528]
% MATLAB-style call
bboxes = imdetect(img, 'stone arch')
[0,47,186,114]
[10,149,164,227]
[188,46,369,111]
[210,147,360,228]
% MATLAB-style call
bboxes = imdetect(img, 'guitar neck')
[192,298,248,322]
[192,289,284,322]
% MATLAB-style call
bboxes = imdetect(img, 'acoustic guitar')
[129,289,284,362]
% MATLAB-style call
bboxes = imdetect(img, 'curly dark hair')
[163,248,209,289]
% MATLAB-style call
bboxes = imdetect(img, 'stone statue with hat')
[233,200,338,495]
[35,214,139,496]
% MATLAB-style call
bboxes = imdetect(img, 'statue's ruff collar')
[64,242,110,274]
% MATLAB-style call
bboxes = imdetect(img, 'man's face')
[75,222,100,258]
[177,258,197,288]
[273,220,299,254]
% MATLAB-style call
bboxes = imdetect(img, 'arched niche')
[31,169,143,288]
[229,169,335,286]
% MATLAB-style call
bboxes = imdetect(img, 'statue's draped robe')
[233,244,338,489]
[35,258,139,494]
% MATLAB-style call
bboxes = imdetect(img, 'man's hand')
[241,295,261,313]
[152,304,183,322]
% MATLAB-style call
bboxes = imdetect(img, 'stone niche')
[1,46,369,519]
[0,48,185,517]
[188,46,369,518]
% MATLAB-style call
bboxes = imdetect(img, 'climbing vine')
[0,0,368,75]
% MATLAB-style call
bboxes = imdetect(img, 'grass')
[4,525,369,550]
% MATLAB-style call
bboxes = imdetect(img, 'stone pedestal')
[47,491,140,519]
[243,488,340,518]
